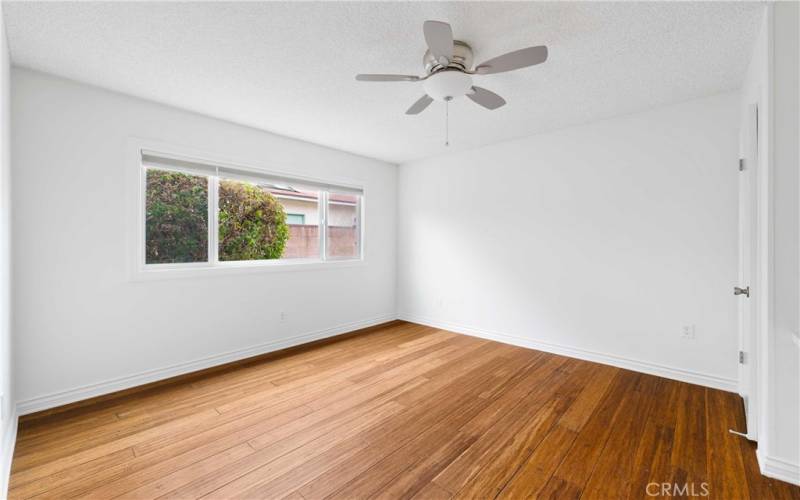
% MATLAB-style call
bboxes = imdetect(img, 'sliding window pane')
[271,188,320,259]
[327,193,360,259]
[218,178,320,261]
[145,168,209,264]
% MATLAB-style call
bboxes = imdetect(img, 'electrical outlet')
[280,311,286,322]
[681,324,696,340]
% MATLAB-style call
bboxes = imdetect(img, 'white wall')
[0,3,14,495]
[766,1,799,482]
[398,92,740,390]
[739,5,800,485]
[11,68,397,412]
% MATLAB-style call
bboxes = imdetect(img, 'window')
[266,188,320,259]
[145,169,208,264]
[286,213,305,225]
[140,150,362,271]
[327,192,360,259]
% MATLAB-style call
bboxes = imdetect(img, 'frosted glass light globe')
[423,70,473,101]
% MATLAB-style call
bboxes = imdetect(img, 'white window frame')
[325,191,363,261]
[127,138,365,281]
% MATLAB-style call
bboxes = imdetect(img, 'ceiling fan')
[356,20,548,115]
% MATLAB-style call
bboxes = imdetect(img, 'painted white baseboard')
[1,411,18,499]
[16,314,396,416]
[399,313,738,392]
[759,452,800,486]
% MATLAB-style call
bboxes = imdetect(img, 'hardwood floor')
[9,322,799,499]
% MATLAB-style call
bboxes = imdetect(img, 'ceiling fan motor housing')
[423,40,474,73]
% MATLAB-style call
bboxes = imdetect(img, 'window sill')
[130,258,366,282]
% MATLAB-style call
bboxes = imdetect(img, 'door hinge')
[739,158,745,171]
[739,351,746,364]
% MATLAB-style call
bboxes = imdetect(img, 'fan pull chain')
[445,97,450,147]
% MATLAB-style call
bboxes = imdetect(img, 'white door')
[737,103,758,440]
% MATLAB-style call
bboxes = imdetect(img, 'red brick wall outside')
[283,225,357,259]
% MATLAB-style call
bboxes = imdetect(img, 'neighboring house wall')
[276,196,357,228]
[277,196,356,227]
[278,197,319,226]
[329,202,357,227]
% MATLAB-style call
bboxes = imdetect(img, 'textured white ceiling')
[4,1,762,164]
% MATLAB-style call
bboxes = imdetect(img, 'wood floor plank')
[580,373,662,498]
[706,388,751,499]
[499,423,579,498]
[410,480,454,500]
[623,378,680,499]
[175,401,405,498]
[20,332,438,496]
[7,447,135,499]
[344,357,558,496]
[17,323,412,441]
[15,327,421,463]
[327,353,545,495]
[10,408,221,486]
[536,370,642,497]
[431,359,582,496]
[452,363,602,498]
[670,382,709,493]
[20,404,313,498]
[558,363,618,432]
[87,375,427,499]
[115,442,256,499]
[8,322,796,500]
[296,348,541,499]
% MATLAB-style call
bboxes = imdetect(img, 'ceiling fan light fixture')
[356,20,548,114]
[423,70,473,101]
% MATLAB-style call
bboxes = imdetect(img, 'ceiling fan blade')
[467,86,506,110]
[423,20,454,66]
[474,46,548,75]
[356,74,420,82]
[405,95,434,115]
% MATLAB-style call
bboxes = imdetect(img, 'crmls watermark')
[646,482,710,497]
